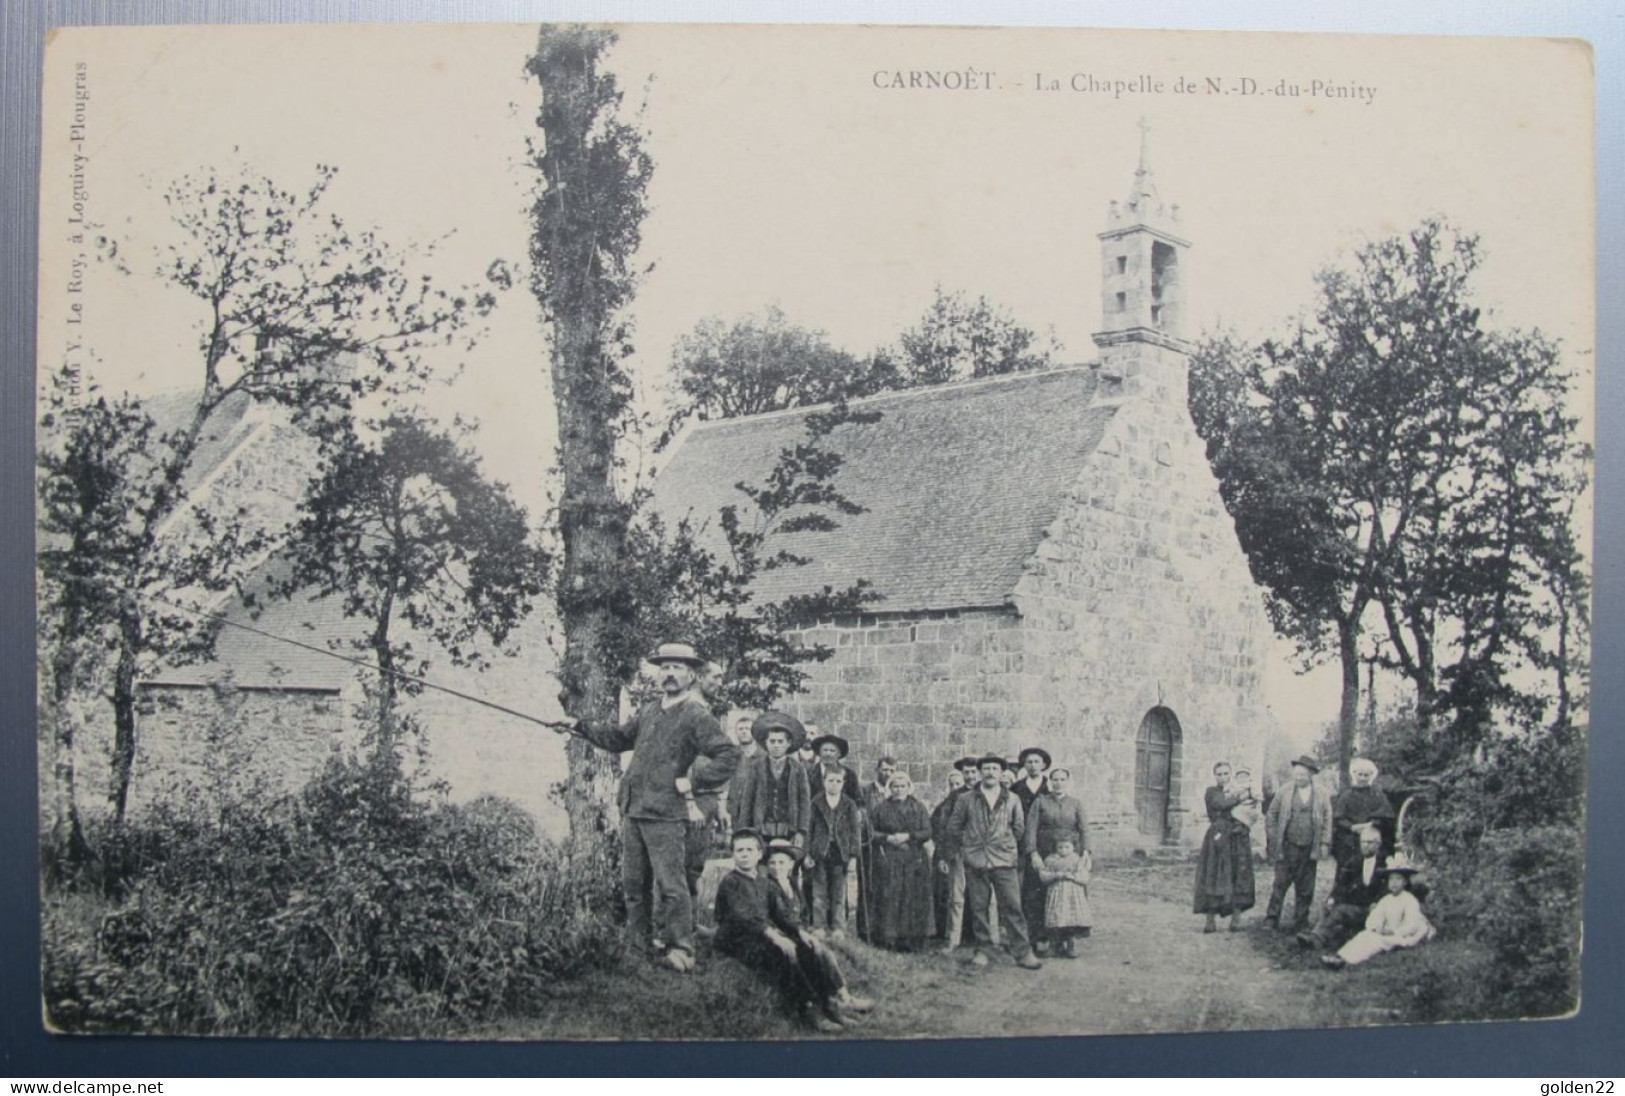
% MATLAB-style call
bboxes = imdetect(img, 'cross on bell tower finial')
[1137,115,1151,174]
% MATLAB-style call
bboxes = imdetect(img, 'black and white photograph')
[32,21,1594,1043]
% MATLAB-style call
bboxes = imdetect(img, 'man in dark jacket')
[809,733,863,801]
[731,711,812,847]
[1010,746,1052,954]
[1299,823,1388,951]
[947,755,1043,970]
[565,642,739,972]
[935,755,987,951]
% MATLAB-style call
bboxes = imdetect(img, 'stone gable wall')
[779,348,1275,854]
[126,615,570,831]
[1008,348,1274,849]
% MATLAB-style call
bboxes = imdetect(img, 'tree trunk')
[370,584,400,766]
[529,26,636,854]
[108,613,143,824]
[45,632,90,869]
[1336,617,1360,789]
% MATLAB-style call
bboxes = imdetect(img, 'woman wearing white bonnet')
[1331,756,1396,863]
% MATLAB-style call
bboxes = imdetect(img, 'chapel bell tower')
[1092,119,1192,405]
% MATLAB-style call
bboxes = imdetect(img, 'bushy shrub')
[1467,824,1583,1018]
[42,755,625,1037]
[1389,724,1585,1020]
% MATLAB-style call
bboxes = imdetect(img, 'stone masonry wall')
[129,684,354,814]
[780,349,1276,854]
[781,608,1033,797]
[122,614,571,833]
[1007,346,1275,852]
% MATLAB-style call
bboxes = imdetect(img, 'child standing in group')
[1037,835,1093,958]
[806,765,863,936]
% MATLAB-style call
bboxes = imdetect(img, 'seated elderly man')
[1298,822,1387,952]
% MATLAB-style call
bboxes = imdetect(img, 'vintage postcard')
[35,22,1593,1041]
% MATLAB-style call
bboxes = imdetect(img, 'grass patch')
[1244,919,1498,1027]
[474,933,933,1041]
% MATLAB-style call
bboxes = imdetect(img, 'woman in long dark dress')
[867,771,936,951]
[1193,760,1257,933]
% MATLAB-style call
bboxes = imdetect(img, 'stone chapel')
[650,150,1275,853]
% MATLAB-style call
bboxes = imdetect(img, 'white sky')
[38,23,1595,743]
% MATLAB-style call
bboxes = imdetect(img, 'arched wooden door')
[1135,707,1182,841]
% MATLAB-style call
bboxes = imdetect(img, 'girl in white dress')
[1322,861,1434,969]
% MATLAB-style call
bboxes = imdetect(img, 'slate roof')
[650,366,1118,614]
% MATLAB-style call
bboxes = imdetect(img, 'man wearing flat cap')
[933,755,986,952]
[1331,756,1396,864]
[563,642,740,971]
[730,710,813,849]
[947,754,1043,970]
[1264,755,1333,931]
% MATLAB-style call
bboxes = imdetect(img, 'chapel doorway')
[1134,706,1183,842]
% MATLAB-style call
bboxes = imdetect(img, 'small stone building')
[651,157,1274,852]
[124,387,568,829]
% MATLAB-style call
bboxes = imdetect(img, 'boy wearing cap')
[562,642,740,971]
[1264,755,1333,931]
[714,830,871,1032]
[731,711,813,848]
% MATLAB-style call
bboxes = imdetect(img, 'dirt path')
[856,868,1324,1039]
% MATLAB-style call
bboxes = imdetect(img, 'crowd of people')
[721,714,1094,971]
[1192,753,1434,969]
[561,641,1432,1032]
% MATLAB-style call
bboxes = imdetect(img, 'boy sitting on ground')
[713,829,873,1032]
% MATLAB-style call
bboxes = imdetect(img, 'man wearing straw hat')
[563,641,740,972]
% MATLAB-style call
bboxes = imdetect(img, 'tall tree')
[525,25,653,848]
[46,163,487,824]
[1190,218,1589,779]
[896,285,1057,386]
[526,28,886,846]
[271,413,550,764]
